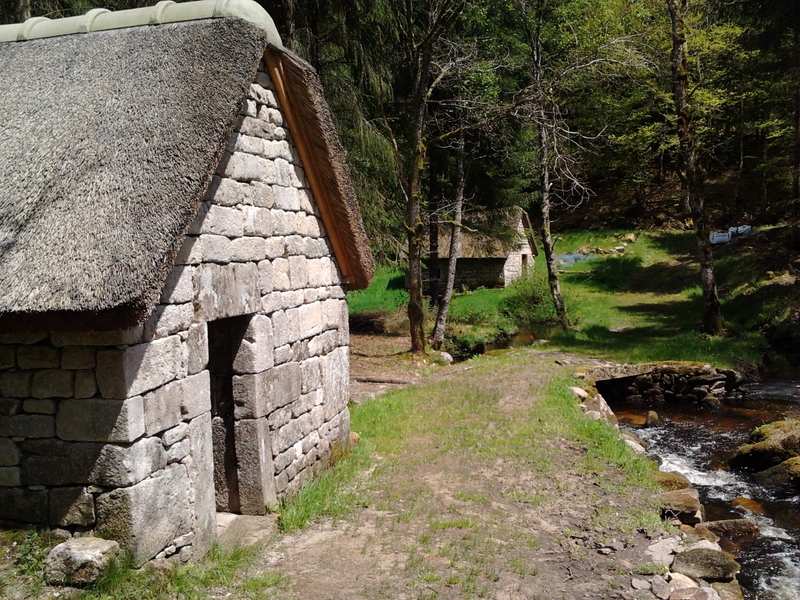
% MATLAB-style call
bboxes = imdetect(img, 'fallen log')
[352,376,411,385]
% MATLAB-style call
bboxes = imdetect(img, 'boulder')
[646,410,661,427]
[685,540,722,552]
[651,574,695,599]
[631,578,651,590]
[753,456,800,493]
[730,497,765,514]
[583,393,618,427]
[44,537,119,586]
[695,519,759,538]
[658,488,704,525]
[730,419,800,472]
[569,386,590,400]
[668,588,722,600]
[669,573,699,587]
[671,548,740,582]
[436,352,454,366]
[646,537,681,567]
[654,470,693,491]
[621,430,647,449]
[625,438,647,454]
[711,581,745,600]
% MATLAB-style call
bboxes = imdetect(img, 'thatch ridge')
[0,18,266,323]
[435,207,537,259]
[276,50,374,289]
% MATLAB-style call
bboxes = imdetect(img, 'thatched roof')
[0,0,373,329]
[434,207,537,259]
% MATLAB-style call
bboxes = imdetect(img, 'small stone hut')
[0,0,373,566]
[426,207,537,290]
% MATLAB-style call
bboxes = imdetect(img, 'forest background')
[4,0,799,354]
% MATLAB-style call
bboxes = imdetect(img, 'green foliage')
[0,528,60,596]
[634,562,668,576]
[14,530,49,576]
[449,287,508,326]
[500,272,555,331]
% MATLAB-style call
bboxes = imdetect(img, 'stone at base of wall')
[95,463,191,566]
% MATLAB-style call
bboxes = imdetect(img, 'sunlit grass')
[347,267,408,315]
[548,230,770,367]
[347,229,781,367]
[80,544,289,600]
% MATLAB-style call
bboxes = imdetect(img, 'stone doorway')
[208,315,251,513]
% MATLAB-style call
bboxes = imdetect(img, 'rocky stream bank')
[574,360,800,600]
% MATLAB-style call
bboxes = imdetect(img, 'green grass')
[0,541,290,600]
[448,287,510,326]
[549,231,770,366]
[347,267,408,315]
[277,441,372,533]
[349,229,795,367]
[271,352,661,544]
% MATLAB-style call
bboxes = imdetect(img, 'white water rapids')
[634,424,800,600]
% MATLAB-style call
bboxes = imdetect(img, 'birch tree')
[512,0,647,331]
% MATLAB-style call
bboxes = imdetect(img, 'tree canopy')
[5,0,798,340]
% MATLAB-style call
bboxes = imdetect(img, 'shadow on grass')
[565,255,698,295]
[644,230,697,259]
[555,292,701,349]
[553,293,766,365]
[552,324,727,364]
[713,227,796,291]
[723,280,799,329]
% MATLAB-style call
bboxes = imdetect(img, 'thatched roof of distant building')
[433,207,537,259]
[0,0,373,329]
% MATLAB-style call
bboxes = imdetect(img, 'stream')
[602,376,800,600]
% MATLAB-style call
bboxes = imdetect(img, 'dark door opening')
[208,315,251,513]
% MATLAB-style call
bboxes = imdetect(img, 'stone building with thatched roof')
[427,207,537,291]
[0,0,373,565]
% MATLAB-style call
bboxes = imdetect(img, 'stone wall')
[426,254,531,290]
[424,219,534,291]
[0,60,351,566]
[593,364,743,409]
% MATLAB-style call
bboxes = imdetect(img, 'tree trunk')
[428,150,444,306]
[793,0,800,250]
[431,139,466,349]
[17,0,31,21]
[406,44,434,354]
[538,123,572,331]
[668,0,725,335]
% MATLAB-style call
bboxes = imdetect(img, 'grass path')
[259,345,665,600]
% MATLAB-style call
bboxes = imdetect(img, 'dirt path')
[258,336,665,600]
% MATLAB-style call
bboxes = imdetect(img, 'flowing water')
[603,377,800,599]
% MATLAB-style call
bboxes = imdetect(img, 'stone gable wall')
[0,61,351,566]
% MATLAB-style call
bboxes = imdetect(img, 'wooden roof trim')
[263,49,354,287]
